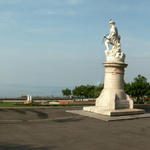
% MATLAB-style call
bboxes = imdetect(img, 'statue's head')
[109,19,115,26]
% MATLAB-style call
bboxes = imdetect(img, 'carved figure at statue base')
[105,48,125,62]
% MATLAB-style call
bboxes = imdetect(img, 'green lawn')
[0,102,94,107]
[0,102,23,107]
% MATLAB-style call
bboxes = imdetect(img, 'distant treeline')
[62,84,104,98]
[62,75,150,103]
[0,97,72,100]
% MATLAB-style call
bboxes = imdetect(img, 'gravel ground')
[0,107,150,150]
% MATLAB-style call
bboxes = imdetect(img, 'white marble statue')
[104,19,121,50]
[104,19,125,62]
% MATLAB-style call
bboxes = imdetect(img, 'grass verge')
[0,102,94,107]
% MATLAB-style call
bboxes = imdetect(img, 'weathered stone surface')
[81,20,144,117]
[83,107,144,116]
[67,109,147,121]
[83,61,143,116]
[87,62,133,111]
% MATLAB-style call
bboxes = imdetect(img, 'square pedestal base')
[83,106,144,116]
[66,109,150,121]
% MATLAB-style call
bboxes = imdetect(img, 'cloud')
[47,10,57,15]
[0,0,81,5]
[64,10,79,15]
[26,27,72,35]
[34,9,79,16]
[0,11,17,25]
[67,0,84,5]
[0,0,22,4]
[122,35,150,58]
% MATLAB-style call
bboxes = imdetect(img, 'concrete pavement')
[0,107,150,150]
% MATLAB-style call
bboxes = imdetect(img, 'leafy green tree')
[146,90,150,97]
[62,88,71,96]
[94,84,104,98]
[72,85,87,98]
[124,75,150,103]
[72,84,104,98]
[124,82,132,95]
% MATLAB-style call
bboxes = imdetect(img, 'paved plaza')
[0,107,150,150]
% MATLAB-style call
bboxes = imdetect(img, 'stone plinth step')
[107,109,144,116]
[66,109,148,121]
[83,106,144,116]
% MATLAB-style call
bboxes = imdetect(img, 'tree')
[124,75,150,103]
[85,85,95,98]
[124,82,131,95]
[72,84,104,98]
[94,84,104,98]
[72,85,87,98]
[62,88,71,97]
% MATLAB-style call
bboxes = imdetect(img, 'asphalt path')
[0,107,150,150]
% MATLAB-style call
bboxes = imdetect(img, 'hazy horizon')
[0,84,74,97]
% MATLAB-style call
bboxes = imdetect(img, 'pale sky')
[0,0,149,96]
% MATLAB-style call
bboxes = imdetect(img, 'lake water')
[0,85,72,98]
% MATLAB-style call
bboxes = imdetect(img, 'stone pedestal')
[67,20,145,119]
[83,61,144,116]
